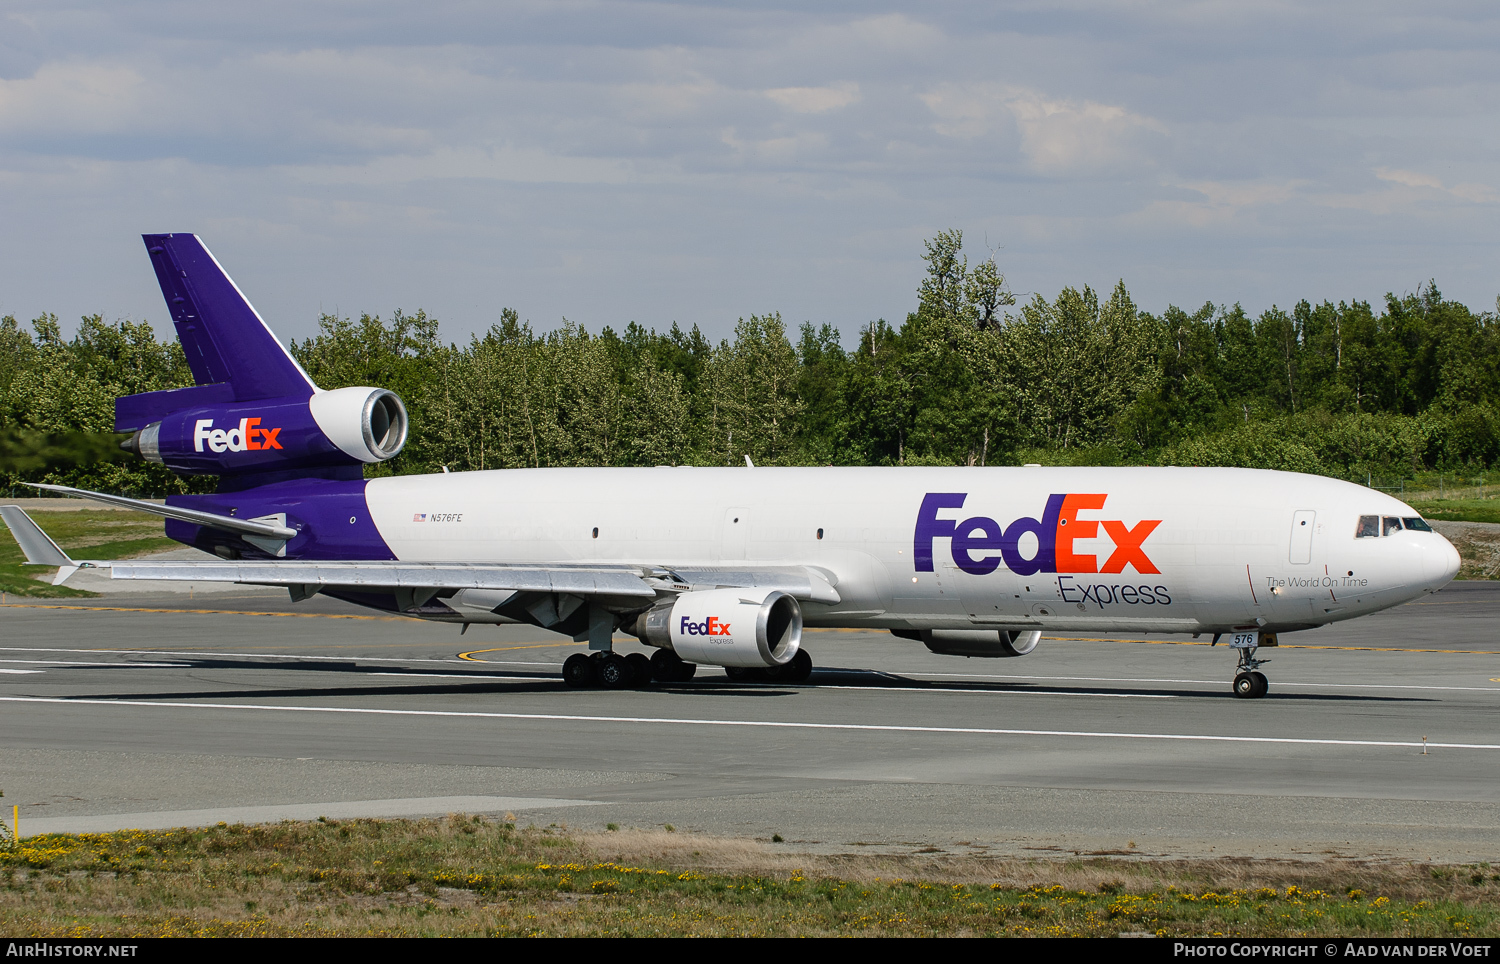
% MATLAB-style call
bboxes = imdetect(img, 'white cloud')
[719,127,830,164]
[765,81,859,114]
[1375,167,1497,204]
[0,61,149,132]
[921,83,1165,175]
[1181,179,1307,209]
[611,78,722,122]
[4,2,1500,341]
[283,145,632,186]
[844,13,943,50]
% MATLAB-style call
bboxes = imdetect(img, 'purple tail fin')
[116,234,317,431]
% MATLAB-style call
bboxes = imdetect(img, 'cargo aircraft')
[0,235,1462,698]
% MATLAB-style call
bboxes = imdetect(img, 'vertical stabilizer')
[118,234,319,431]
[143,233,316,400]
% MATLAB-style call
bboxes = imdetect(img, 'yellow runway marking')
[459,643,582,660]
[0,602,405,621]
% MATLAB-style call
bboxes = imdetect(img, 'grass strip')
[1411,500,1500,526]
[1,817,1498,937]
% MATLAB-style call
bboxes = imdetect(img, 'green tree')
[702,314,803,466]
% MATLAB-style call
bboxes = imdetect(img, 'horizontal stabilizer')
[24,483,297,542]
[109,561,658,597]
[116,382,235,433]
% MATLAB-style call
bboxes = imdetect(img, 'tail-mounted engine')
[630,588,802,668]
[122,386,407,477]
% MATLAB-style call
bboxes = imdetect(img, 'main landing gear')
[562,649,699,688]
[561,648,814,688]
[724,649,813,683]
[563,651,664,689]
[1231,646,1270,699]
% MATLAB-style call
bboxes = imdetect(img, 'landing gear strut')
[1231,647,1270,699]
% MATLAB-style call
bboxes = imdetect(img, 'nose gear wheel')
[1230,647,1270,698]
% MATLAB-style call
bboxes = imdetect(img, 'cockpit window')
[1355,515,1380,538]
[1383,516,1402,536]
[1403,517,1433,532]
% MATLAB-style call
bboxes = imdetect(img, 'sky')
[1,1,1498,346]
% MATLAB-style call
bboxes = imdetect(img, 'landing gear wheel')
[649,649,696,683]
[724,666,763,682]
[1231,643,1271,699]
[562,653,596,688]
[625,652,653,688]
[783,650,813,683]
[598,654,634,689]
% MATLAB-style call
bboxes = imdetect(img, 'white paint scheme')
[308,386,408,463]
[365,465,1459,635]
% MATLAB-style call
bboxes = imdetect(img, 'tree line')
[3,229,1498,496]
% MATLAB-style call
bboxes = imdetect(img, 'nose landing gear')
[1231,646,1270,699]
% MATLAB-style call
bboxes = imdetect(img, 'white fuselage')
[363,465,1460,635]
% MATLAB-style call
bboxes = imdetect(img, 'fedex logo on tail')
[915,493,1161,576]
[193,418,283,453]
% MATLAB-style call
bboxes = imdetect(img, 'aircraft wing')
[3,504,840,630]
[107,560,841,604]
[110,559,660,598]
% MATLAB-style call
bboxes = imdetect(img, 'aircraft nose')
[1422,534,1462,590]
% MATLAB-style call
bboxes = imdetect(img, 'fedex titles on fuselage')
[915,492,1171,607]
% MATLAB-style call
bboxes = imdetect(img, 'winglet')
[0,506,75,567]
[0,505,82,584]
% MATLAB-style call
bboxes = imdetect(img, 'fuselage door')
[1289,510,1316,564]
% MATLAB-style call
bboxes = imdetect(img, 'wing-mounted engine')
[122,386,408,477]
[892,628,1042,658]
[629,587,802,668]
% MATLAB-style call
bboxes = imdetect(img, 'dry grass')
[1,817,1498,937]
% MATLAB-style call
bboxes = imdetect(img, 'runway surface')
[1,583,1498,862]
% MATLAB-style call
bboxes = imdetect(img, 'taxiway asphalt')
[1,583,1497,862]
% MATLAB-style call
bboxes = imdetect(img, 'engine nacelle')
[124,386,407,476]
[631,588,802,668]
[893,629,1042,658]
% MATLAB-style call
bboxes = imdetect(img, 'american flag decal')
[413,513,426,522]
